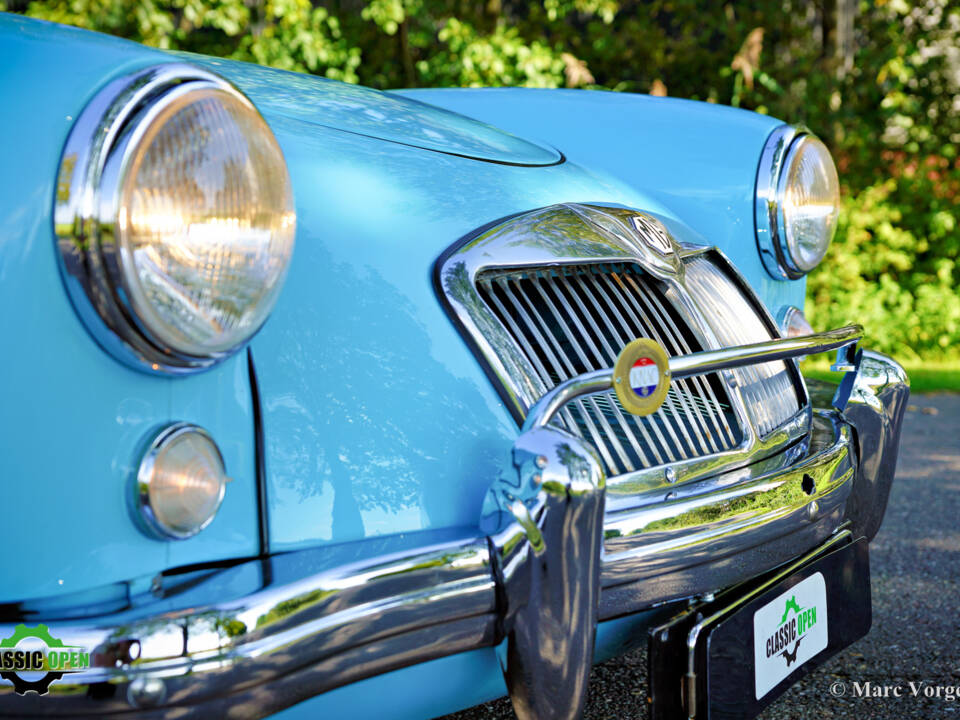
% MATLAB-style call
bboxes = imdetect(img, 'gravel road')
[442,393,960,720]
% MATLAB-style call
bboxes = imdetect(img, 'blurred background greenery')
[4,0,958,384]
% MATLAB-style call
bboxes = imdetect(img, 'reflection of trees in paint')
[191,59,528,158]
[497,206,625,260]
[263,244,507,541]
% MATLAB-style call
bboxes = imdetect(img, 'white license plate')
[753,571,829,699]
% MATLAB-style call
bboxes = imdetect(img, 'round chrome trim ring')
[132,422,227,541]
[53,63,268,374]
[755,124,809,280]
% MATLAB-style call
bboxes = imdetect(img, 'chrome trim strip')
[523,325,861,432]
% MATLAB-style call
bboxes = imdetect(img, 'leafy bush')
[808,177,960,359]
[5,0,958,359]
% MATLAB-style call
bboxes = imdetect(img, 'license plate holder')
[648,535,871,720]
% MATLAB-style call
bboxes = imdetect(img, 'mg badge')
[631,214,674,255]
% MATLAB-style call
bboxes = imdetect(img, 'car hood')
[183,55,562,166]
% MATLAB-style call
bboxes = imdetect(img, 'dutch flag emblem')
[629,357,659,398]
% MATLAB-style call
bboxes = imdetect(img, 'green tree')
[7,0,959,359]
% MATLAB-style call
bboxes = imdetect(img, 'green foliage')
[15,0,361,79]
[807,178,960,359]
[7,0,960,360]
[423,18,567,88]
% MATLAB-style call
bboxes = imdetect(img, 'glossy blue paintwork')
[184,53,561,166]
[398,87,804,312]
[235,111,682,551]
[0,15,258,602]
[0,13,810,717]
[178,54,804,551]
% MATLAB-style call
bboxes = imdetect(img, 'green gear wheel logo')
[780,596,803,625]
[0,624,66,695]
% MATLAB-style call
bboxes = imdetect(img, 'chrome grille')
[477,263,742,477]
[684,257,800,436]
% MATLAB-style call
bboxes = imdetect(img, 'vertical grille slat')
[527,276,638,473]
[593,270,699,459]
[495,276,626,474]
[578,270,680,464]
[535,276,652,469]
[480,278,582,438]
[581,270,683,463]
[554,273,662,467]
[598,270,709,457]
[619,271,737,448]
[477,263,751,478]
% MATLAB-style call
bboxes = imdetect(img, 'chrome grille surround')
[436,203,810,503]
[684,256,801,436]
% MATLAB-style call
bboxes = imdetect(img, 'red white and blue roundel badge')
[629,357,659,397]
[613,338,670,416]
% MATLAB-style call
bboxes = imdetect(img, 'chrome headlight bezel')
[54,63,294,374]
[755,125,839,280]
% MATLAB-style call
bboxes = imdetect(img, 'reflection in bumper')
[0,352,908,718]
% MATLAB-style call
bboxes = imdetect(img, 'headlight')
[55,64,295,373]
[755,127,839,279]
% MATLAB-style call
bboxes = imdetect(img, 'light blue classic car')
[0,13,908,720]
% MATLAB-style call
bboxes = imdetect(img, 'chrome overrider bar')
[0,330,908,720]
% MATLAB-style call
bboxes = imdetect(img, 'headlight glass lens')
[118,86,295,357]
[780,135,840,273]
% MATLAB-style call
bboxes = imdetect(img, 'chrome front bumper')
[0,346,908,719]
